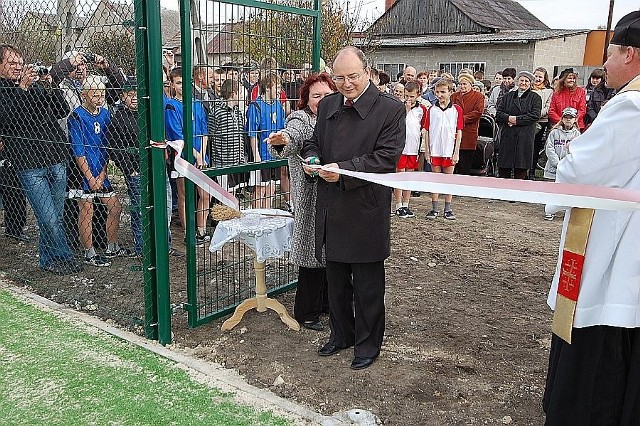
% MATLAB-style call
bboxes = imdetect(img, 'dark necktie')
[344,99,354,107]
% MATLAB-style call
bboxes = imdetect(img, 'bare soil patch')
[169,196,562,425]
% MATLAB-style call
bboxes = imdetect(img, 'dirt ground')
[0,191,563,425]
[168,195,563,425]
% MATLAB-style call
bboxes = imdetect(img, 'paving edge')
[0,279,348,426]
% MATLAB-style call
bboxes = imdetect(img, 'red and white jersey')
[425,102,463,157]
[404,103,428,155]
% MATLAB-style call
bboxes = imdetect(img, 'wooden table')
[210,211,300,331]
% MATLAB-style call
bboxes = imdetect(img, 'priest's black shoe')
[350,356,375,370]
[318,343,343,356]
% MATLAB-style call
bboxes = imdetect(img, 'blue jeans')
[125,173,142,255]
[16,163,73,267]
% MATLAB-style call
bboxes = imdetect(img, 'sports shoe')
[443,210,456,220]
[425,210,439,220]
[395,207,409,218]
[169,247,184,257]
[195,232,211,247]
[84,254,111,267]
[104,247,136,258]
[404,207,415,218]
[544,213,555,221]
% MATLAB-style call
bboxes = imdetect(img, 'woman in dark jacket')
[584,79,615,127]
[496,71,541,179]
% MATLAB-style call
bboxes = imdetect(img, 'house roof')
[370,0,549,36]
[368,29,588,47]
[206,23,243,55]
[23,12,60,28]
[449,0,547,31]
[95,0,180,44]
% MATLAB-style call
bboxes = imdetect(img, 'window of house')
[439,62,486,77]
[376,63,406,81]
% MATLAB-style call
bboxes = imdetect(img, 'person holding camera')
[0,44,81,274]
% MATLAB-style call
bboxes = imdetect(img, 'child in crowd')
[209,79,247,189]
[165,67,210,246]
[543,107,580,220]
[108,78,143,256]
[246,72,286,208]
[69,75,131,266]
[393,82,405,101]
[424,78,463,220]
[394,81,428,218]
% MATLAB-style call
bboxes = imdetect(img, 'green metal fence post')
[313,0,322,71]
[135,0,157,341]
[138,0,172,344]
[180,0,198,314]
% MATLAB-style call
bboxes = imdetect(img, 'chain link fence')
[0,0,320,341]
[0,0,177,331]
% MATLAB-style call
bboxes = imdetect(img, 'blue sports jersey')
[69,106,111,190]
[246,97,286,161]
[165,98,208,163]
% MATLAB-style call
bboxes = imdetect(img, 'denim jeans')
[125,173,142,255]
[16,163,73,267]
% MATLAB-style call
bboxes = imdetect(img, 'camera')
[31,61,49,75]
[84,53,96,63]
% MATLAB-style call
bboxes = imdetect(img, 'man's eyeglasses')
[332,69,366,84]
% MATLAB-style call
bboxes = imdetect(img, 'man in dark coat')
[301,46,405,370]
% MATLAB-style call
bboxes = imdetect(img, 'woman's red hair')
[297,72,337,111]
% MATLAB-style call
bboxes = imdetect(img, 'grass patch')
[0,290,291,426]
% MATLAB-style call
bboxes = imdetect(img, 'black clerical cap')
[611,11,640,47]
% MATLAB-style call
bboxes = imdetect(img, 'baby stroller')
[470,114,498,176]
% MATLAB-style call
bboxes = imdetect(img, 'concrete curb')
[1,280,349,426]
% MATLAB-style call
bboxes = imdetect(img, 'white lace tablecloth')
[209,209,294,262]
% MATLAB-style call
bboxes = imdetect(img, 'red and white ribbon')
[312,166,640,211]
[164,139,239,210]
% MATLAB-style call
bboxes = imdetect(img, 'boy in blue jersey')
[246,72,286,208]
[165,67,210,246]
[69,75,132,266]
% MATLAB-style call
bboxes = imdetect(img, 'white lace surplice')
[209,209,294,263]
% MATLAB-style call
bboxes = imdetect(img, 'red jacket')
[549,87,587,130]
[451,90,484,150]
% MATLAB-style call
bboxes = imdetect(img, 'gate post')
[136,0,172,344]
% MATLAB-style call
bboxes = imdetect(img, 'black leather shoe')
[318,342,344,356]
[302,320,324,331]
[350,356,375,370]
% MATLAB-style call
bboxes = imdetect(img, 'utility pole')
[603,0,615,64]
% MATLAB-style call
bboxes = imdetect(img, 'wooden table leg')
[221,257,299,331]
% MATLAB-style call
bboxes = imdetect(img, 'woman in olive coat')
[496,71,541,179]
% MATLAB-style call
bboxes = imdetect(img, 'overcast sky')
[159,0,639,30]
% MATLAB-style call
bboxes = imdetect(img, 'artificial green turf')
[0,290,291,426]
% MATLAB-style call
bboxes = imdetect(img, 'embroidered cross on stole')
[552,76,640,344]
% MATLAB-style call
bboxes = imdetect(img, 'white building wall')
[368,42,536,80]
[533,34,588,79]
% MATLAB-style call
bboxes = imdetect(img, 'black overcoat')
[301,83,405,263]
[495,89,541,170]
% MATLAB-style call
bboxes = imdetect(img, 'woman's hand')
[266,131,290,146]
